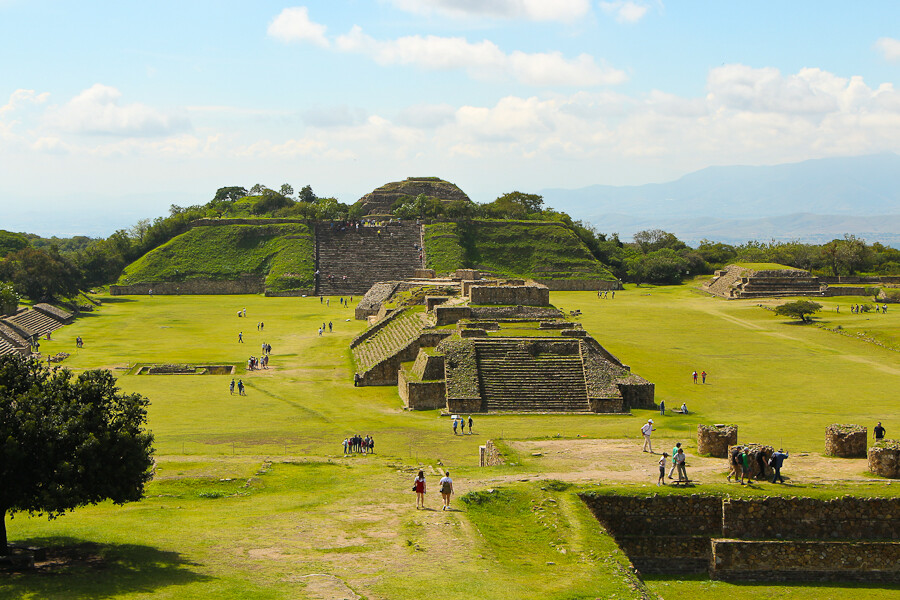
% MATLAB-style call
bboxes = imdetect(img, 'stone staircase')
[352,308,428,373]
[0,321,29,356]
[475,340,591,412]
[704,265,745,297]
[6,308,65,337]
[316,223,423,296]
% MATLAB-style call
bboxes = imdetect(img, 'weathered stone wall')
[434,305,472,325]
[697,424,738,457]
[616,380,655,410]
[414,269,436,278]
[722,496,900,540]
[535,279,622,291]
[33,303,73,323]
[468,306,563,321]
[110,276,264,295]
[868,440,900,478]
[455,269,480,281]
[825,424,867,457]
[411,350,445,380]
[581,494,724,538]
[425,296,450,311]
[823,286,869,297]
[469,284,550,306]
[710,540,900,582]
[588,397,624,413]
[479,439,505,466]
[264,289,314,297]
[398,369,446,410]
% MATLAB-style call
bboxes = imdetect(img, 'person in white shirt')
[439,471,454,511]
[641,419,655,453]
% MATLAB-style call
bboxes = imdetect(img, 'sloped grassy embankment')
[119,223,314,292]
[424,220,616,281]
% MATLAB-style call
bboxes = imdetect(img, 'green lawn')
[4,285,900,599]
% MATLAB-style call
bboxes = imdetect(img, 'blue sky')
[2,1,900,235]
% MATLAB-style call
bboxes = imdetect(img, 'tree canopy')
[0,246,82,301]
[0,355,154,555]
[774,300,823,323]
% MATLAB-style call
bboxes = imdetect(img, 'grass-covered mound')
[424,220,616,280]
[732,262,802,272]
[119,223,314,291]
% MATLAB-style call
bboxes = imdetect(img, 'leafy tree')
[0,246,82,301]
[697,240,737,266]
[481,191,544,219]
[633,229,687,254]
[0,281,18,315]
[0,354,154,555]
[249,183,265,195]
[0,230,29,259]
[129,218,152,245]
[626,248,689,285]
[251,189,293,215]
[213,186,248,203]
[279,183,294,198]
[774,300,823,323]
[298,185,317,204]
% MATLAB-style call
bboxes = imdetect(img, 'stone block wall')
[479,439,505,466]
[411,350,445,380]
[711,540,900,582]
[398,369,446,410]
[825,424,868,457]
[588,397,624,413]
[110,276,265,295]
[434,305,472,325]
[425,296,450,310]
[469,284,550,306]
[455,269,480,281]
[581,494,723,538]
[534,279,622,291]
[414,269,436,278]
[868,440,900,478]
[697,424,738,457]
[616,380,655,410]
[823,286,869,297]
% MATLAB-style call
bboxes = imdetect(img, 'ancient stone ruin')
[727,443,774,480]
[0,303,74,357]
[868,440,900,478]
[354,177,472,216]
[825,424,868,458]
[351,276,654,414]
[697,424,738,457]
[704,264,826,299]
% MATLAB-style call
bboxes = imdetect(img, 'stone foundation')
[479,439,505,466]
[414,268,435,278]
[697,424,738,457]
[398,369,446,410]
[868,440,900,478]
[110,276,265,295]
[825,424,868,457]
[469,283,550,306]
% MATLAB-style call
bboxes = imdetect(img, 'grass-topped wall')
[423,220,616,281]
[118,223,314,292]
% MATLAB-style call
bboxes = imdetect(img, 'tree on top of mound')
[0,354,155,556]
[774,299,823,323]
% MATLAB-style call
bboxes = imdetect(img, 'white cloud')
[388,0,590,22]
[46,84,190,136]
[335,27,625,86]
[875,37,900,62]
[599,1,649,24]
[267,7,329,47]
[0,88,50,115]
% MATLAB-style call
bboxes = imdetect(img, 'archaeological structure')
[350,272,654,414]
[0,303,73,357]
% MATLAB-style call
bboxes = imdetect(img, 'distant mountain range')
[541,154,900,247]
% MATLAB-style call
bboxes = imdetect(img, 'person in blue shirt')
[770,449,789,483]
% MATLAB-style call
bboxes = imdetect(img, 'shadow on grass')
[641,572,900,591]
[1,537,210,599]
[96,297,137,303]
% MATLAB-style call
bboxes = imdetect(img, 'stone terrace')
[316,223,423,296]
[475,339,591,412]
[5,306,70,337]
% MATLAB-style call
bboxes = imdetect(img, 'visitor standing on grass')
[675,448,687,482]
[701,370,707,384]
[692,371,698,383]
[657,453,668,486]
[668,442,681,479]
[770,449,788,483]
[237,380,245,396]
[727,446,741,482]
[659,400,665,415]
[439,471,453,510]
[875,422,886,440]
[453,418,459,435]
[739,449,750,485]
[229,379,235,395]
[414,470,427,509]
[468,416,473,434]
[641,419,655,453]
[238,332,243,343]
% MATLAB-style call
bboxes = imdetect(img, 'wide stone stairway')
[316,223,423,296]
[475,340,591,412]
[6,308,66,337]
[351,308,427,373]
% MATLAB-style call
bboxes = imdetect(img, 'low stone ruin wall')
[111,276,265,295]
[479,439,505,466]
[434,305,473,325]
[711,540,900,582]
[588,397,624,413]
[469,284,550,306]
[264,289,314,297]
[823,286,868,296]
[868,440,900,478]
[398,370,446,410]
[534,279,622,291]
[616,381,655,410]
[697,424,738,457]
[825,424,867,457]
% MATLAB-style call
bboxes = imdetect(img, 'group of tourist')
[236,308,247,318]
[318,321,333,336]
[229,378,245,395]
[657,442,689,485]
[75,336,84,348]
[848,303,889,314]
[596,290,615,299]
[247,355,268,370]
[343,434,375,454]
[452,416,473,434]
[692,370,708,384]
[727,446,790,485]
[658,400,688,416]
[318,295,354,305]
[412,469,454,510]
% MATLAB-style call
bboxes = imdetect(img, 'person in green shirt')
[739,450,751,485]
[668,442,681,479]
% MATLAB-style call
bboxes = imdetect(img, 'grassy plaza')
[3,284,899,599]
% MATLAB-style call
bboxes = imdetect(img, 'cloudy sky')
[3,1,900,235]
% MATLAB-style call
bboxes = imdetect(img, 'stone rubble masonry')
[414,268,436,278]
[580,493,900,581]
[111,276,266,295]
[697,424,738,457]
[868,439,900,478]
[468,282,550,306]
[534,279,622,291]
[727,443,774,480]
[479,439,505,466]
[455,269,481,281]
[398,368,446,410]
[825,424,868,457]
[355,282,401,320]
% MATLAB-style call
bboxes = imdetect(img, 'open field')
[3,284,900,599]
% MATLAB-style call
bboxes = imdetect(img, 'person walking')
[727,445,741,482]
[875,421,886,441]
[657,453,668,486]
[413,470,427,509]
[641,419,655,453]
[237,379,245,396]
[229,379,235,395]
[439,471,454,510]
[668,442,681,479]
[675,448,688,482]
[659,400,665,416]
[453,418,459,435]
[468,416,473,434]
[739,448,751,485]
[238,332,243,343]
[770,449,789,483]
[701,370,707,384]
[692,371,698,383]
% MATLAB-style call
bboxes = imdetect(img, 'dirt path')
[471,439,877,487]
